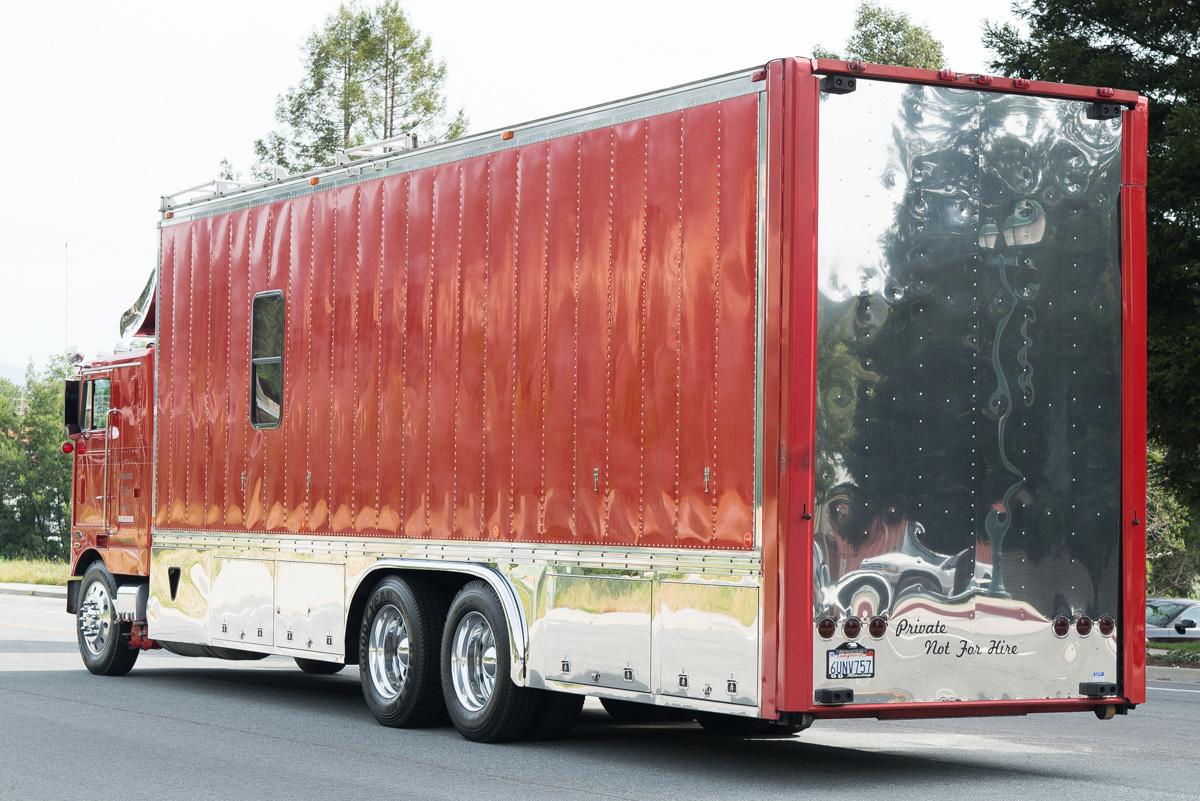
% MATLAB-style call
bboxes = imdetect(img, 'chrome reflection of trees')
[816,83,1123,617]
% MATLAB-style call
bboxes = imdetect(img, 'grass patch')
[0,559,70,586]
[1147,638,1200,668]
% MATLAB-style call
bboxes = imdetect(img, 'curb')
[0,583,67,600]
[1147,665,1200,683]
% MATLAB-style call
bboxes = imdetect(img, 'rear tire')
[441,581,535,742]
[358,576,445,728]
[76,562,138,677]
[295,657,344,675]
[695,712,805,737]
[524,690,584,740]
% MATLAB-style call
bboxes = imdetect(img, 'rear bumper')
[801,696,1134,720]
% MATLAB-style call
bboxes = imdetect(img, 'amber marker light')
[1098,616,1116,637]
[1053,615,1071,637]
[843,617,862,639]
[817,617,836,639]
[309,176,320,186]
[501,130,514,141]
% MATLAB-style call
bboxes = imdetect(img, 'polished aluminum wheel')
[451,611,497,713]
[367,604,411,700]
[78,580,113,656]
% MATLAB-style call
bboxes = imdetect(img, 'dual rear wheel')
[358,577,581,742]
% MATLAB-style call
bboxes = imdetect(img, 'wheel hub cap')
[451,611,497,713]
[78,581,113,656]
[367,604,411,700]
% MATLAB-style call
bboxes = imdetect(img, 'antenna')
[64,241,69,354]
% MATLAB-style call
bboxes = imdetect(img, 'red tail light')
[868,616,888,638]
[843,617,862,639]
[817,617,837,639]
[1076,616,1093,636]
[1052,616,1070,637]
[1098,616,1115,637]
[61,441,74,454]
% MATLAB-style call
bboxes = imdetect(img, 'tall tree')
[253,1,466,178]
[986,4,1200,507]
[0,357,73,561]
[814,2,945,69]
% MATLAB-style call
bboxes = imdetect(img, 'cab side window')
[251,291,284,428]
[84,379,111,431]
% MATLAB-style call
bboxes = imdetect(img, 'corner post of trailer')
[776,56,821,714]
[1120,95,1149,707]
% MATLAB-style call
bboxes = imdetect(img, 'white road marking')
[1148,686,1200,694]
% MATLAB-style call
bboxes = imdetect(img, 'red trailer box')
[63,57,1147,741]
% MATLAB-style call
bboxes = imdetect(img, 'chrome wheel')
[450,611,497,713]
[79,580,113,656]
[367,604,411,700]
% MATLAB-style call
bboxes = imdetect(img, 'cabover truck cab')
[64,57,1148,741]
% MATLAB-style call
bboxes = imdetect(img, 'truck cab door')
[72,373,113,530]
[106,361,151,572]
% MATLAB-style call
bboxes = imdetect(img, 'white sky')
[0,0,1009,381]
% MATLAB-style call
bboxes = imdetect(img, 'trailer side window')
[250,291,284,428]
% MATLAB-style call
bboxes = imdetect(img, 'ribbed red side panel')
[155,93,760,549]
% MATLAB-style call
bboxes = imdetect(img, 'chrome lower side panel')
[149,531,762,715]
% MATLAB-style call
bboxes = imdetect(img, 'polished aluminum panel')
[209,557,275,647]
[813,78,1124,703]
[656,578,759,706]
[275,561,345,656]
[539,573,652,692]
[150,532,763,715]
[146,547,211,643]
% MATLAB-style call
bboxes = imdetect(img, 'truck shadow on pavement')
[112,663,1080,789]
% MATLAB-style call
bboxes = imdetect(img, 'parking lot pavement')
[1,593,1194,801]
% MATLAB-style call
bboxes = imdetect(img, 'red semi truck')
[63,57,1148,742]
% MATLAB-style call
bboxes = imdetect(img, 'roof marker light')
[309,176,320,186]
[501,131,514,141]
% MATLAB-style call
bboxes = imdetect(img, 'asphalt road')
[1,593,1195,801]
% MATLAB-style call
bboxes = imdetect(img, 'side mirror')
[1175,619,1196,635]
[64,379,81,436]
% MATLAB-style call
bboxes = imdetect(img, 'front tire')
[358,576,445,727]
[441,581,535,742]
[295,657,344,675]
[76,562,138,676]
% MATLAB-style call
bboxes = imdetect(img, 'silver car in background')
[1146,598,1200,642]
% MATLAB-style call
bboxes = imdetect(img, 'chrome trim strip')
[151,231,161,527]
[161,71,765,226]
[81,361,143,374]
[753,88,768,546]
[151,530,762,574]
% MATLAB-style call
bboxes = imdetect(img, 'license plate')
[827,646,875,679]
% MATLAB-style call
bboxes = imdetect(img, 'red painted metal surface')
[155,94,761,549]
[809,697,1121,720]
[1120,97,1149,706]
[774,57,821,715]
[69,351,155,577]
[813,58,1142,106]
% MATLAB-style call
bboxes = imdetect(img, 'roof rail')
[159,178,258,212]
[160,133,420,212]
